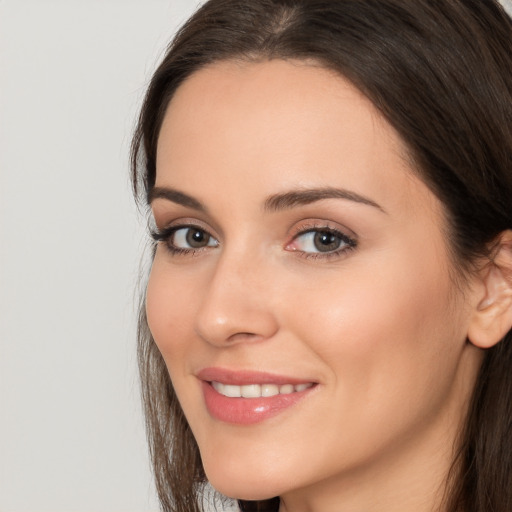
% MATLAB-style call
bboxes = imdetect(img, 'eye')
[151,225,219,254]
[172,227,218,249]
[287,228,356,255]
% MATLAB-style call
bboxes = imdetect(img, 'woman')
[131,1,512,511]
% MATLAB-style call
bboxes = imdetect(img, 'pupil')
[313,231,341,252]
[186,228,208,248]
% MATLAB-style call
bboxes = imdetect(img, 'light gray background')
[0,1,200,511]
[1,1,511,511]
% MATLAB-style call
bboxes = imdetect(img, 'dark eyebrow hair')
[149,185,385,215]
[149,187,207,212]
[264,187,386,213]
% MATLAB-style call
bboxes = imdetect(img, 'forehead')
[155,59,437,221]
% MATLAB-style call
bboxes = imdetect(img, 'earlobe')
[467,230,512,349]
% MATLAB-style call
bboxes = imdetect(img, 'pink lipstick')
[198,368,316,425]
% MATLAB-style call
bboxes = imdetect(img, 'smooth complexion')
[146,60,487,512]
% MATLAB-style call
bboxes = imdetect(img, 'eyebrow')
[264,187,386,213]
[149,185,385,214]
[149,187,207,212]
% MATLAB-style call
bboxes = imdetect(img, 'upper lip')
[197,367,316,386]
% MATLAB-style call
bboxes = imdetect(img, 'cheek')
[145,257,207,428]
[145,257,196,363]
[289,247,466,427]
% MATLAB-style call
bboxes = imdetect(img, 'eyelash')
[150,223,357,260]
[287,223,357,260]
[150,224,218,256]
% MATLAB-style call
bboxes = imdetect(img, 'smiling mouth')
[210,381,315,398]
[200,371,317,424]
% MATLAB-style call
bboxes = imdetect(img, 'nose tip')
[194,267,279,347]
[195,304,279,347]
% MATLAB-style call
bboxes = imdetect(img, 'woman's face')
[147,60,482,506]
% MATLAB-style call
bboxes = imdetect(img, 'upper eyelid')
[153,224,219,243]
[289,226,357,248]
[290,220,358,241]
[151,210,224,239]
[153,217,218,236]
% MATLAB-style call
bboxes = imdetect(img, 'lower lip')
[202,381,314,425]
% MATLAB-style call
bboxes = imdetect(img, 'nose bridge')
[194,244,278,346]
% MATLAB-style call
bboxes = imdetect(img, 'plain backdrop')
[0,1,200,511]
[1,1,511,512]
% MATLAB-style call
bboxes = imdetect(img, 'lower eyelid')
[294,242,357,263]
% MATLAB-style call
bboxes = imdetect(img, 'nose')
[194,251,279,347]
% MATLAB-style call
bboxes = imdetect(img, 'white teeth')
[212,381,223,394]
[223,384,242,398]
[261,384,280,397]
[279,384,294,395]
[241,384,261,398]
[211,381,313,398]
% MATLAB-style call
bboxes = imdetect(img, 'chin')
[202,456,288,501]
[208,481,280,502]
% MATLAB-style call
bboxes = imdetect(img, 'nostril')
[226,332,261,343]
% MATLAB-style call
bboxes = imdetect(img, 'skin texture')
[146,60,487,512]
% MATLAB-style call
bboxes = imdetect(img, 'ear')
[467,230,512,349]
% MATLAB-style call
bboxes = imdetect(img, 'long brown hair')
[131,1,512,511]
